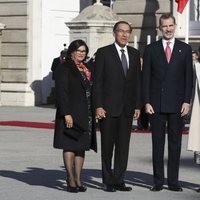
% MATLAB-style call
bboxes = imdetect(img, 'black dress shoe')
[150,185,163,191]
[168,185,183,192]
[114,183,132,191]
[104,184,116,192]
[77,185,87,192]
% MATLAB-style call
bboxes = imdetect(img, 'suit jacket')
[142,39,193,113]
[94,43,141,117]
[53,59,97,152]
[51,57,61,80]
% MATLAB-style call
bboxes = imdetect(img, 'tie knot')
[166,41,170,46]
[120,49,125,53]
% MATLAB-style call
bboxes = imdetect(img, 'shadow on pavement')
[0,167,199,191]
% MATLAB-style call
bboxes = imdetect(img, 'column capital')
[0,23,6,29]
[0,23,6,34]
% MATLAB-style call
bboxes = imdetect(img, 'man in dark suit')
[94,21,141,192]
[51,50,67,80]
[142,14,193,192]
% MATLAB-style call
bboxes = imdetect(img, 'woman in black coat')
[53,39,97,193]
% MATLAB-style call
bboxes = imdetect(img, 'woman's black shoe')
[196,187,200,192]
[77,185,87,192]
[67,185,78,193]
[150,185,163,191]
[66,179,78,193]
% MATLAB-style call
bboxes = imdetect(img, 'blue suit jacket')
[142,39,193,113]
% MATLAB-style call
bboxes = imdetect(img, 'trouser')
[99,112,132,185]
[149,113,183,186]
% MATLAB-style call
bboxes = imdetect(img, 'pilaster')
[0,23,6,106]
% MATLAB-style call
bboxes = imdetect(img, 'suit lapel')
[169,39,179,65]
[156,40,168,64]
[127,46,135,76]
[111,44,126,77]
[153,40,169,80]
[158,39,178,65]
[156,39,180,81]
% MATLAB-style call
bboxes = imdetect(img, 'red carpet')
[0,121,54,129]
[0,121,189,134]
[133,129,188,134]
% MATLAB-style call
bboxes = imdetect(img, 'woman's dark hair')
[66,39,89,61]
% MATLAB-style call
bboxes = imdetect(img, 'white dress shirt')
[114,42,129,69]
[162,38,175,52]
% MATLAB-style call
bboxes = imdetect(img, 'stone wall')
[0,22,6,105]
[0,1,28,80]
[0,0,35,106]
[0,0,80,106]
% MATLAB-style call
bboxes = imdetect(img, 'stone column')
[66,21,117,57]
[0,23,6,106]
[66,2,120,57]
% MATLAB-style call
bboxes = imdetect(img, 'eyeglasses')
[116,29,131,34]
[76,49,86,54]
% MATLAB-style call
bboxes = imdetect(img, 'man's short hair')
[113,21,132,33]
[159,14,176,27]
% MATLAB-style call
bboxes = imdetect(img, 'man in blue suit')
[142,14,193,192]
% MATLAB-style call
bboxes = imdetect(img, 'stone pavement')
[0,106,199,200]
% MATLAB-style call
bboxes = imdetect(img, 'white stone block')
[0,91,35,106]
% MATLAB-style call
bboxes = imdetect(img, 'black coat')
[53,59,97,152]
[142,39,193,113]
[51,57,61,80]
[93,44,141,117]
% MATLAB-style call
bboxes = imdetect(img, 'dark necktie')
[120,49,128,76]
[165,41,171,63]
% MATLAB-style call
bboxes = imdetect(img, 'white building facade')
[0,0,80,106]
[0,0,199,106]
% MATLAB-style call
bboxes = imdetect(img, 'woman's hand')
[134,109,140,120]
[65,115,73,128]
[145,103,155,114]
[96,107,106,120]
